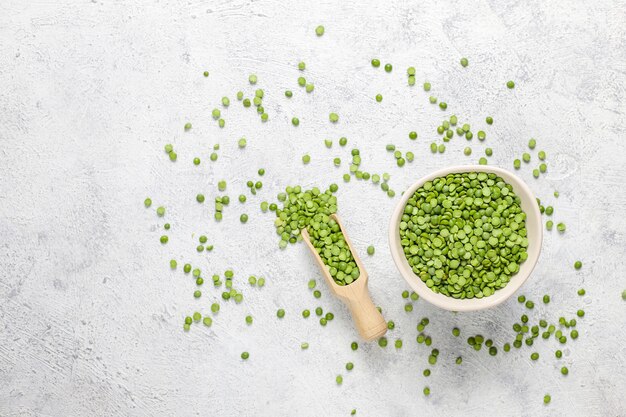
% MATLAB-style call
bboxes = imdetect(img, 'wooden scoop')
[301,214,387,341]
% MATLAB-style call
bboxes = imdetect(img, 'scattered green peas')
[544,394,551,404]
[292,117,300,126]
[315,25,324,36]
[460,57,468,67]
[367,246,375,255]
[384,63,392,72]
[277,309,285,318]
[371,58,380,67]
[574,261,582,270]
[375,94,383,102]
[241,351,249,360]
[486,116,493,124]
[561,366,568,375]
[464,147,472,155]
[506,80,515,89]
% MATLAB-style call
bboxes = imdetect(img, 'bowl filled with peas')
[388,165,542,311]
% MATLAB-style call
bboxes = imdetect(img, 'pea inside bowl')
[388,165,542,311]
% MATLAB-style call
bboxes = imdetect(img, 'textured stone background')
[1,0,625,416]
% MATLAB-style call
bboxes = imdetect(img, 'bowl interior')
[388,165,542,312]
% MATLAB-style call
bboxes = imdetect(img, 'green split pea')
[399,172,529,299]
[273,185,360,286]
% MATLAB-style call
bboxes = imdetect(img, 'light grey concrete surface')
[1,1,625,416]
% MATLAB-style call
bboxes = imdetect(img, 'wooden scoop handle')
[301,215,387,341]
[342,278,388,341]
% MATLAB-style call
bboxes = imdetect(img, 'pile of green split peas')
[400,172,529,299]
[144,25,617,409]
[273,185,361,285]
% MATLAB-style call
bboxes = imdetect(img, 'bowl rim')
[388,165,543,312]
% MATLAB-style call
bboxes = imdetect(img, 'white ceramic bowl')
[389,165,542,311]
